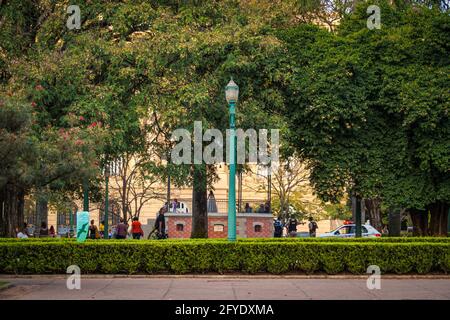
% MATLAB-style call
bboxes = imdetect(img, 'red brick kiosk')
[165,212,274,238]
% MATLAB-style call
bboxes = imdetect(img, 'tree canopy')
[0,0,448,236]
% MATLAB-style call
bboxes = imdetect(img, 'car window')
[337,226,352,234]
[349,226,369,233]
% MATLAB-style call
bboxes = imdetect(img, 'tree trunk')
[438,205,448,236]
[429,201,448,237]
[409,208,428,236]
[388,210,401,236]
[35,197,48,230]
[364,198,382,232]
[122,174,128,222]
[0,183,25,237]
[191,164,208,238]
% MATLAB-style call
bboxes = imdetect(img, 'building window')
[213,224,224,232]
[176,224,184,231]
[107,158,123,176]
[254,225,262,232]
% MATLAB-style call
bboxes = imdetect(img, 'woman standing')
[131,217,144,239]
[207,191,218,213]
[115,218,128,239]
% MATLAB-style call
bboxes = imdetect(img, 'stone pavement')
[0,276,449,300]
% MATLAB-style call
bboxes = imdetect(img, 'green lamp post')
[83,178,89,212]
[104,164,110,239]
[69,208,74,238]
[225,78,239,241]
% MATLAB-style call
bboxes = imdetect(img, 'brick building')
[165,212,274,238]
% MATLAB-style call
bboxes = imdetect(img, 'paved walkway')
[0,276,449,300]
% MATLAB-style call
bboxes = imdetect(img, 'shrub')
[0,240,447,275]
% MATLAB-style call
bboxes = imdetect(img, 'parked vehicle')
[318,223,381,238]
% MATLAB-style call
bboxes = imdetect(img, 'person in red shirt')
[131,217,144,240]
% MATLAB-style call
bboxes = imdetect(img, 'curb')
[0,274,449,280]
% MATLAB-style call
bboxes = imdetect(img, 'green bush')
[0,240,448,275]
[1,237,449,242]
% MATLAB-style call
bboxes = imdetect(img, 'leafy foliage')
[276,2,450,213]
[0,239,448,274]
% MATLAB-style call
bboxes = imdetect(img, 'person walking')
[154,207,167,239]
[88,220,99,239]
[308,217,319,237]
[115,218,128,239]
[131,217,144,239]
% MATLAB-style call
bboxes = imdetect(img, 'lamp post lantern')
[225,78,239,241]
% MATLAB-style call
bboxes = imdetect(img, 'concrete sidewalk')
[0,276,449,300]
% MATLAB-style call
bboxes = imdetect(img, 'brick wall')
[166,213,273,239]
[246,217,273,238]
[207,217,228,238]
[167,216,191,238]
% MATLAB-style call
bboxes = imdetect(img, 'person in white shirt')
[15,227,28,239]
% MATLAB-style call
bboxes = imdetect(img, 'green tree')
[277,2,449,235]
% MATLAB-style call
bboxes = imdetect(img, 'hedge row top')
[0,237,449,243]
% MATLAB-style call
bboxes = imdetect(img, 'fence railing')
[171,198,271,214]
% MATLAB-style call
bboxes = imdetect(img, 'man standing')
[154,206,167,239]
[288,216,298,237]
[171,199,179,213]
[308,217,319,237]
[273,218,283,237]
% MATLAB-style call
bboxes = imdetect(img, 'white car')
[318,224,381,238]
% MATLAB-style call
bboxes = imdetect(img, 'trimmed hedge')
[0,240,448,275]
[1,237,449,242]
